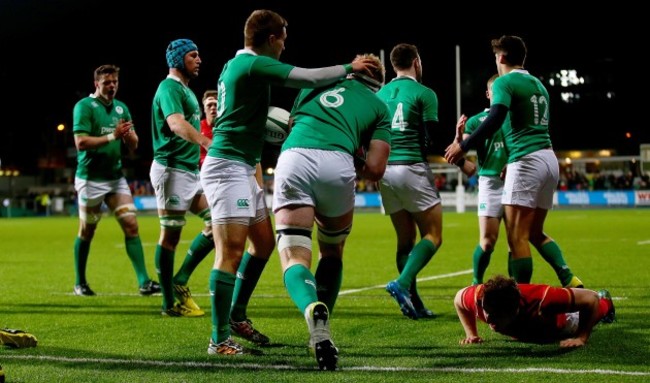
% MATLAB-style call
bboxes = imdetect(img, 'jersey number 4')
[391,103,409,131]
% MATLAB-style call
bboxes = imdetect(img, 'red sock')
[598,298,610,318]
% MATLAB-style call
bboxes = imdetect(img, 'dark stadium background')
[0,0,629,180]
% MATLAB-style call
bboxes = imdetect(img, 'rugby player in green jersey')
[272,53,390,369]
[150,39,213,318]
[460,74,582,288]
[445,36,583,287]
[201,9,378,356]
[72,64,160,297]
[376,43,447,320]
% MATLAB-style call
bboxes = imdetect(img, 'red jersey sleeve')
[460,285,487,323]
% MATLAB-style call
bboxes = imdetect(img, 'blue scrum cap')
[166,39,198,69]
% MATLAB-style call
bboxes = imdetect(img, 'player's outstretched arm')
[454,288,483,345]
[559,288,601,348]
[284,58,378,89]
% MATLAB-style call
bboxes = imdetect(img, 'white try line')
[52,269,627,302]
[338,269,473,295]
[2,355,649,376]
[638,240,650,245]
[51,269,473,297]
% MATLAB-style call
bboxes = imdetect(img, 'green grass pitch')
[1,208,649,382]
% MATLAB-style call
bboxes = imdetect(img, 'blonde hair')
[354,53,385,84]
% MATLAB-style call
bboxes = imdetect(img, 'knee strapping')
[276,225,312,253]
[317,225,351,245]
[80,209,101,224]
[114,204,137,220]
[160,215,186,229]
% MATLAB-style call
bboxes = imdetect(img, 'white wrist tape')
[106,133,116,142]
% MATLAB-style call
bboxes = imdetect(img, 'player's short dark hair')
[491,35,527,67]
[482,275,520,315]
[244,9,287,47]
[390,43,419,71]
[94,64,119,81]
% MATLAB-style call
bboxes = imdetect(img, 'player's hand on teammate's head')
[350,57,378,77]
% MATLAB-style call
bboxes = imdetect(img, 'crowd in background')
[120,166,650,196]
[558,169,649,191]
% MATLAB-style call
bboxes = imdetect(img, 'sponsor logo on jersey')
[236,199,250,208]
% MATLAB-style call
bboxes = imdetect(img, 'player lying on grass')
[454,275,615,348]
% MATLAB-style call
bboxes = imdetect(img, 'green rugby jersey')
[284,78,391,154]
[376,77,438,163]
[151,76,202,173]
[73,96,131,181]
[465,109,509,177]
[208,51,294,167]
[491,70,552,163]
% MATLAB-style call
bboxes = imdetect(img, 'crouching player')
[455,275,615,348]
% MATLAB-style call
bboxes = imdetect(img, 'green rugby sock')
[173,233,213,285]
[472,245,493,285]
[74,237,91,285]
[155,245,175,310]
[125,236,149,286]
[231,251,268,322]
[396,251,424,307]
[510,257,533,283]
[284,264,318,314]
[210,269,235,344]
[397,239,436,288]
[537,241,573,286]
[315,257,343,314]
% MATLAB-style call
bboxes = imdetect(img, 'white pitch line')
[51,269,626,303]
[638,240,650,245]
[2,355,648,376]
[50,269,473,297]
[35,270,633,376]
[338,269,472,295]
